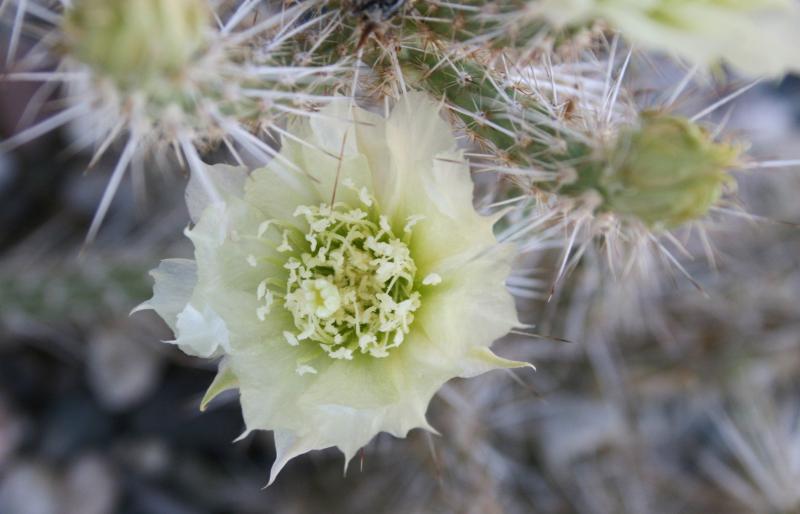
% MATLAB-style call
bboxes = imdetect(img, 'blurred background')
[2,22,800,514]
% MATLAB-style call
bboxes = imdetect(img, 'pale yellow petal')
[185,163,248,223]
[171,303,230,358]
[200,359,239,411]
[533,0,800,76]
[379,94,498,271]
[302,101,383,204]
[459,347,534,379]
[406,149,497,272]
[244,152,320,229]
[132,258,196,331]
[231,330,441,469]
[380,92,455,220]
[412,244,520,376]
[307,101,361,157]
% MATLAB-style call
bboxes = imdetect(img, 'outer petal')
[170,303,230,358]
[307,101,361,157]
[227,308,311,433]
[230,327,444,483]
[181,198,289,358]
[200,359,239,411]
[186,163,248,223]
[533,0,800,76]
[301,151,373,208]
[244,143,320,229]
[303,101,381,205]
[266,389,433,485]
[231,332,428,432]
[247,102,387,218]
[188,199,286,294]
[350,105,391,188]
[381,94,497,271]
[407,149,498,273]
[377,93,455,220]
[611,3,800,76]
[134,254,232,359]
[133,258,196,331]
[412,244,527,378]
[460,347,534,379]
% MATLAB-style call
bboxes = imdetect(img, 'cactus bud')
[602,112,739,228]
[63,0,210,90]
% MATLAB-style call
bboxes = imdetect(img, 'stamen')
[283,331,299,347]
[295,364,317,376]
[257,220,273,238]
[404,215,425,233]
[277,230,293,253]
[278,197,422,359]
[422,273,442,285]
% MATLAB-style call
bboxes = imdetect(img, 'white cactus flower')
[528,0,800,76]
[136,93,529,483]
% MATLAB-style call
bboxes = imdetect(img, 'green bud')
[602,112,739,228]
[64,0,210,89]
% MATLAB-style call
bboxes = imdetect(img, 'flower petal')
[408,149,497,271]
[302,152,374,208]
[533,0,800,76]
[170,303,230,358]
[412,244,521,377]
[307,101,361,157]
[231,331,440,477]
[200,359,239,411]
[245,139,321,228]
[379,92,455,219]
[188,199,287,293]
[302,101,382,204]
[186,163,248,223]
[379,94,497,270]
[132,258,196,331]
[460,347,533,379]
[348,104,396,205]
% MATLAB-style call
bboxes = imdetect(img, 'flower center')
[277,191,423,360]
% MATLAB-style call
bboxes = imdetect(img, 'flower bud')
[63,0,210,89]
[602,112,739,228]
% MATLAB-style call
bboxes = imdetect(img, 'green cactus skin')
[303,1,742,227]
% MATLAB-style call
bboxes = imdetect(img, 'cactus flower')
[529,0,800,76]
[136,93,528,483]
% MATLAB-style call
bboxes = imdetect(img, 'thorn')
[330,128,350,204]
